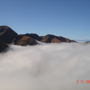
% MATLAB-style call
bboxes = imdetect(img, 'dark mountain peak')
[0,25,16,33]
[0,25,11,30]
[0,25,18,43]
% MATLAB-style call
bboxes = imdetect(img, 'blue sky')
[0,0,90,40]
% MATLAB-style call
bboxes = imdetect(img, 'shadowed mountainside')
[0,43,9,52]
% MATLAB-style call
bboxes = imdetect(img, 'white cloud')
[0,43,90,90]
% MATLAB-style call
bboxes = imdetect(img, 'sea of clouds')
[0,43,90,90]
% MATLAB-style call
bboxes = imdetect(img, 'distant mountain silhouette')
[0,25,76,52]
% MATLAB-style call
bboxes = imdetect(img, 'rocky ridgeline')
[0,26,75,52]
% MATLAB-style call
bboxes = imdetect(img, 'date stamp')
[76,80,90,84]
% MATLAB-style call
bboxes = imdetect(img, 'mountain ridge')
[0,25,76,52]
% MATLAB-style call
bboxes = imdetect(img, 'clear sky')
[0,0,90,40]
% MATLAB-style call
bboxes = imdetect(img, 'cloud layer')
[0,43,90,90]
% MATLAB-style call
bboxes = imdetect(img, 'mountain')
[0,26,18,43]
[0,43,9,52]
[0,25,76,52]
